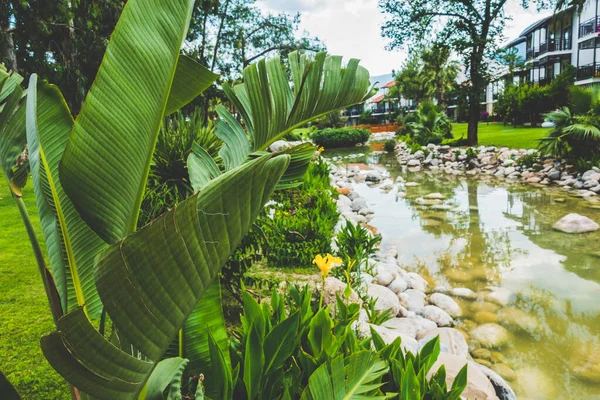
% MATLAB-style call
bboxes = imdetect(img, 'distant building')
[343,78,416,125]
[480,4,600,115]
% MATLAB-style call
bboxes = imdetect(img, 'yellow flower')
[313,253,342,277]
[318,146,325,153]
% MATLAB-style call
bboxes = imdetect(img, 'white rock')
[407,159,421,167]
[450,287,477,300]
[407,272,428,292]
[350,197,367,212]
[427,353,499,400]
[424,192,445,200]
[322,277,360,311]
[471,323,511,348]
[422,305,454,327]
[429,293,463,317]
[382,317,418,338]
[387,277,409,294]
[417,327,469,358]
[367,284,403,317]
[370,324,419,354]
[374,270,394,286]
[483,287,516,306]
[399,289,426,313]
[553,213,599,233]
[268,140,291,152]
[406,315,438,335]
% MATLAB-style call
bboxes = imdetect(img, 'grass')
[449,122,551,149]
[0,175,70,399]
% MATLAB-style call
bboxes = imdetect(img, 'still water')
[326,145,600,399]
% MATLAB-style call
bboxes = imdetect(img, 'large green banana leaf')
[26,75,108,317]
[42,154,290,399]
[59,0,218,244]
[196,52,374,189]
[164,280,230,399]
[0,70,26,194]
[222,52,376,153]
[300,351,387,400]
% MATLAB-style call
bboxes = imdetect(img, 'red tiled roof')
[383,80,395,88]
[370,94,385,103]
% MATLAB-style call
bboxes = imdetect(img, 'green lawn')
[450,122,551,149]
[0,176,69,399]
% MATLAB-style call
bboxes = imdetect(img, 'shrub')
[405,102,453,145]
[311,127,370,148]
[263,158,339,267]
[384,139,397,152]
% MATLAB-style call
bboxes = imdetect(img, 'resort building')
[483,2,600,115]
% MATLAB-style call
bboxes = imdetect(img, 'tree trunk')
[0,31,18,71]
[467,90,479,145]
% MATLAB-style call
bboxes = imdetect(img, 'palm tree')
[420,44,461,106]
[407,102,453,144]
[540,107,600,160]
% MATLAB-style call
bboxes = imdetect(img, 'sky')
[258,0,552,77]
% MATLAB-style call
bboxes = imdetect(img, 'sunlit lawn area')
[450,122,551,149]
[0,174,69,399]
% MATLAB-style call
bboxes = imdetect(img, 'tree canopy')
[379,0,544,144]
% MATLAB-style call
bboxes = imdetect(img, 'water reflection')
[326,146,600,398]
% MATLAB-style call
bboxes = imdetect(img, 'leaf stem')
[13,193,63,325]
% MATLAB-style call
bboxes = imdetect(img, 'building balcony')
[579,16,600,38]
[548,37,572,52]
[526,48,534,60]
[539,41,548,55]
[576,62,600,80]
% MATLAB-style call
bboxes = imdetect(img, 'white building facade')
[483,3,600,115]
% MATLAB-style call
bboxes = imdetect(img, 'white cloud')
[259,0,553,77]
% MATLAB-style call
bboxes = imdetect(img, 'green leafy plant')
[311,127,371,148]
[1,0,376,398]
[384,139,397,152]
[263,160,339,267]
[406,102,453,145]
[372,331,469,400]
[139,110,222,226]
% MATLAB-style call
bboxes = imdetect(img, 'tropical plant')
[263,160,339,267]
[139,110,222,226]
[384,139,397,152]
[406,102,453,145]
[311,127,371,148]
[420,43,461,106]
[540,106,600,162]
[1,0,375,398]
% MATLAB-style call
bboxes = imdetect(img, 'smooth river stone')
[450,287,478,299]
[367,284,402,317]
[382,317,417,338]
[422,305,454,327]
[474,311,499,324]
[470,323,511,348]
[470,301,500,314]
[429,293,463,317]
[417,327,469,358]
[553,213,599,233]
[497,308,540,335]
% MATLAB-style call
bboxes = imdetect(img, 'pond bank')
[325,140,600,399]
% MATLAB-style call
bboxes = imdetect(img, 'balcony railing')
[548,37,572,51]
[539,41,548,55]
[579,16,600,38]
[372,107,387,114]
[577,62,600,80]
[526,48,534,60]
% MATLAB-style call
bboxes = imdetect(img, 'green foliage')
[516,152,539,169]
[372,332,468,399]
[541,105,600,163]
[312,111,348,130]
[358,109,377,124]
[264,159,339,267]
[139,111,222,226]
[404,102,453,145]
[311,127,371,148]
[199,285,468,400]
[384,139,397,152]
[335,220,381,265]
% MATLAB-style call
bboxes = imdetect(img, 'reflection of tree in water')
[404,176,521,289]
[503,189,600,284]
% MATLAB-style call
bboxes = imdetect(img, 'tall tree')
[421,43,461,106]
[389,50,428,105]
[380,0,535,145]
[1,1,123,114]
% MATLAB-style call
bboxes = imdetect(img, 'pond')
[325,145,600,399]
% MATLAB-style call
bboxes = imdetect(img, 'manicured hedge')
[311,127,370,148]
